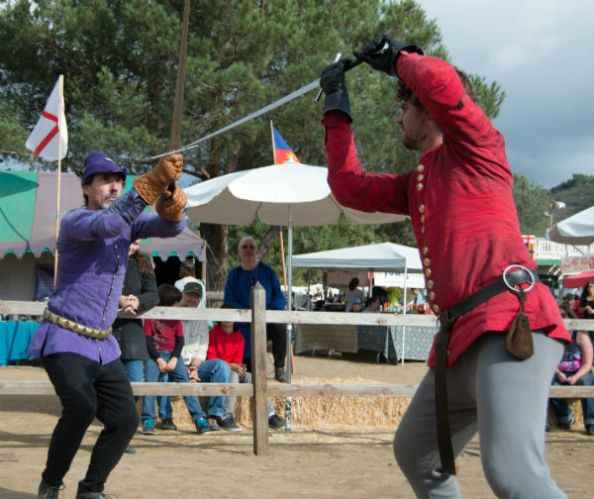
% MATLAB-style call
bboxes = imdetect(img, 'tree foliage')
[512,174,551,237]
[0,0,508,287]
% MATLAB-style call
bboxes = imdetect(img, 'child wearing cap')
[160,282,235,431]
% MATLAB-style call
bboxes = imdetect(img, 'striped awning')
[0,170,204,260]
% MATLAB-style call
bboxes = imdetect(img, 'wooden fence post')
[251,283,269,455]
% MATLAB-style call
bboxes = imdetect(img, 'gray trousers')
[394,332,568,499]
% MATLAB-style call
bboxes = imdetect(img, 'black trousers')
[41,353,138,493]
[266,323,287,369]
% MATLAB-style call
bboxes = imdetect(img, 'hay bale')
[169,375,412,431]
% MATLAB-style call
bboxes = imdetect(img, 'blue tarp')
[0,320,40,365]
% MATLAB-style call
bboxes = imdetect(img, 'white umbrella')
[183,162,404,395]
[549,206,594,245]
[183,162,403,226]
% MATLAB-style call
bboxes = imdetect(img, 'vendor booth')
[292,242,437,362]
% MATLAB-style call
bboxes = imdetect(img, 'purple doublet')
[29,189,187,364]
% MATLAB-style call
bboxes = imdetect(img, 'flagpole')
[270,120,289,290]
[53,75,64,288]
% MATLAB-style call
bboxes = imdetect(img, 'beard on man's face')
[99,193,121,209]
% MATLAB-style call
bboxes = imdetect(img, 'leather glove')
[155,184,187,221]
[320,59,353,121]
[134,153,184,205]
[355,34,423,76]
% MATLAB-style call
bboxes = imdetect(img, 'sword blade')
[143,78,320,162]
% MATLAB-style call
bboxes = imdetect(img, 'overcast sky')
[418,0,594,188]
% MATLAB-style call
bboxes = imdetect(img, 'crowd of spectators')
[111,235,286,450]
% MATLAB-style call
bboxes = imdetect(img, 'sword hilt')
[314,53,364,103]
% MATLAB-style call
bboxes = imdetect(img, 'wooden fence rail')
[1,296,594,455]
[1,300,593,330]
[0,380,590,399]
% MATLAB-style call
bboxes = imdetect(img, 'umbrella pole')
[284,211,294,430]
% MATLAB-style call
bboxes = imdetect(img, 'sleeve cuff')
[322,110,352,128]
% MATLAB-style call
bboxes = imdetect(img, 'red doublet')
[323,52,569,367]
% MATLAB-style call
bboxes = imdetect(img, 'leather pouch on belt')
[505,291,534,360]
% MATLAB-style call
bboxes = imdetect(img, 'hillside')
[550,174,594,222]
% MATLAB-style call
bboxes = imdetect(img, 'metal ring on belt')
[502,264,536,293]
[43,309,112,340]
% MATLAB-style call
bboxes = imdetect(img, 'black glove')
[355,34,423,76]
[320,59,353,121]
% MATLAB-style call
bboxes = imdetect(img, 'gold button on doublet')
[424,268,431,278]
[417,174,424,182]
[427,280,434,289]
[416,183,424,191]
[423,257,431,266]
[417,164,425,172]
[422,246,429,255]
[420,214,425,224]
[419,204,425,214]
[432,304,440,314]
[429,291,436,300]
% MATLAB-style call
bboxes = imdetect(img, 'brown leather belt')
[434,266,538,475]
[43,309,112,340]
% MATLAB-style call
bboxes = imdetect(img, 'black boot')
[275,367,288,383]
[76,492,109,499]
[37,481,62,499]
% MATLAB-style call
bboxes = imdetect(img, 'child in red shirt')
[141,284,211,434]
[207,321,246,378]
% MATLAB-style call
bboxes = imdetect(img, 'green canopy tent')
[0,170,204,300]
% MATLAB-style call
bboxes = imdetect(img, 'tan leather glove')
[155,185,187,221]
[134,153,184,205]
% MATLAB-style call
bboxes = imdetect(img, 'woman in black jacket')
[113,240,159,385]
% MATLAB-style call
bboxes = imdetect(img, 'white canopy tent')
[293,242,422,271]
[293,242,423,308]
[549,206,594,245]
[293,242,424,364]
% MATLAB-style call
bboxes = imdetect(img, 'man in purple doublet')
[35,152,188,499]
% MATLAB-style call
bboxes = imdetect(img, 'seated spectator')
[178,281,211,366]
[224,235,288,382]
[160,282,235,431]
[207,310,285,430]
[174,258,201,293]
[549,324,594,435]
[141,284,222,435]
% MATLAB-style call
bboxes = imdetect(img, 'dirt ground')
[1,355,593,499]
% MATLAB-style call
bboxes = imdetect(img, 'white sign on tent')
[374,272,426,289]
